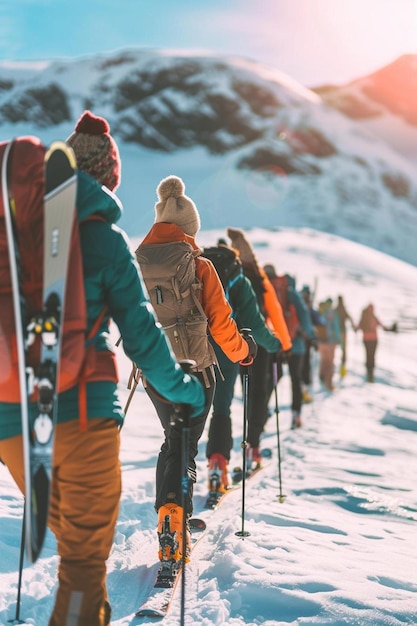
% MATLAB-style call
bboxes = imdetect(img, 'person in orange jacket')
[227,228,292,464]
[136,177,257,564]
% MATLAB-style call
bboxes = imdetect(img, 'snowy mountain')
[1,228,416,625]
[314,55,417,164]
[0,49,416,266]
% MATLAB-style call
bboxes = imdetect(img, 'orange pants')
[0,418,121,626]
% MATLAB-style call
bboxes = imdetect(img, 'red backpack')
[0,137,109,429]
[270,275,300,340]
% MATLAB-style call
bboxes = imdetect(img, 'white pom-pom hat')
[155,175,201,237]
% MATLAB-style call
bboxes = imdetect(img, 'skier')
[300,284,323,402]
[203,240,282,497]
[317,298,342,391]
[226,228,292,464]
[356,303,390,382]
[135,178,257,567]
[264,267,316,429]
[335,294,355,377]
[0,111,205,626]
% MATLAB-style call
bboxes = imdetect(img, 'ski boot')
[205,453,229,509]
[156,503,190,587]
[291,411,302,429]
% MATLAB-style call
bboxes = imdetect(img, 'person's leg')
[247,346,270,449]
[149,370,215,515]
[288,354,303,413]
[206,351,238,461]
[48,418,121,626]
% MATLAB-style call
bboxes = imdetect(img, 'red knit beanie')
[66,111,121,191]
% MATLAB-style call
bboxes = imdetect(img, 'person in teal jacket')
[204,241,281,492]
[264,268,316,429]
[0,112,204,626]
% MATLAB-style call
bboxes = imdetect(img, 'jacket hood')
[141,222,200,251]
[76,171,122,224]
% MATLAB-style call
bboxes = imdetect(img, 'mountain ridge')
[0,48,416,266]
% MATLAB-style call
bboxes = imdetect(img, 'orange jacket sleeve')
[196,257,249,363]
[260,271,292,351]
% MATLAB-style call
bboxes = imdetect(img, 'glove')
[240,333,257,366]
[280,348,292,363]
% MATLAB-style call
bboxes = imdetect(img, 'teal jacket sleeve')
[231,275,281,353]
[81,221,205,417]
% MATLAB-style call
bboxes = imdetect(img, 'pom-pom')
[157,175,185,201]
[75,110,110,135]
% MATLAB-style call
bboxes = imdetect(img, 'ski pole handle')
[170,359,196,426]
[239,327,256,368]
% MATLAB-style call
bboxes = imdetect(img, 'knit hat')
[66,110,121,191]
[263,263,277,279]
[155,175,200,237]
[227,228,259,268]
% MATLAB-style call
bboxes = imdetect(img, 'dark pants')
[267,353,304,413]
[246,345,271,449]
[147,368,215,516]
[206,341,238,461]
[301,342,312,386]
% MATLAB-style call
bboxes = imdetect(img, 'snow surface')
[1,228,417,625]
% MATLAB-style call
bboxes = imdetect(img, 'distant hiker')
[356,303,390,382]
[202,240,281,498]
[226,228,292,463]
[135,178,256,566]
[317,298,342,391]
[0,112,205,626]
[335,294,355,378]
[300,284,323,401]
[264,267,315,429]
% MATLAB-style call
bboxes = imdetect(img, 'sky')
[1,227,417,625]
[1,0,417,86]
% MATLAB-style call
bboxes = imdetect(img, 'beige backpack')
[135,240,217,385]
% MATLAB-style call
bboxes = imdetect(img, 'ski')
[135,517,206,618]
[1,140,77,562]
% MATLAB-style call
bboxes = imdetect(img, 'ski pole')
[235,328,253,538]
[9,503,26,624]
[272,359,286,503]
[171,360,195,626]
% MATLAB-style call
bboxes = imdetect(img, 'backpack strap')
[77,304,108,432]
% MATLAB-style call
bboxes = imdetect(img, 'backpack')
[201,245,243,303]
[0,137,109,429]
[270,275,300,340]
[135,240,216,382]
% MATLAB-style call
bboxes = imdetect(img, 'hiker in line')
[300,284,324,402]
[335,294,355,378]
[226,228,292,464]
[135,178,257,563]
[264,267,316,429]
[317,298,342,391]
[0,112,205,626]
[203,240,282,493]
[356,303,391,382]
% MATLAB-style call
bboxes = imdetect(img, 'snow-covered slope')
[0,49,416,265]
[1,228,416,625]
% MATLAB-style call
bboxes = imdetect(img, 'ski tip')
[188,517,207,531]
[45,141,77,169]
[135,607,166,618]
